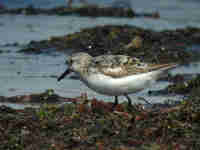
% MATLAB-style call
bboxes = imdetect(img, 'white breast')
[81,71,157,96]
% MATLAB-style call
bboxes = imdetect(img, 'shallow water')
[1,0,200,108]
[0,102,40,109]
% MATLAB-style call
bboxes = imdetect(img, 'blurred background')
[1,0,200,24]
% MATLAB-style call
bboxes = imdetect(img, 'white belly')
[81,72,156,96]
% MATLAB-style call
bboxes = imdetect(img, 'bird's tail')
[150,63,178,80]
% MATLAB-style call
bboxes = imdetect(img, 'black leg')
[138,97,152,105]
[114,96,118,106]
[112,96,118,110]
[124,94,132,106]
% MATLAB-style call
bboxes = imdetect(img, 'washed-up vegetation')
[19,25,200,64]
[167,74,200,95]
[1,92,200,149]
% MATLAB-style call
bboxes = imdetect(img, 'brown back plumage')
[91,55,177,78]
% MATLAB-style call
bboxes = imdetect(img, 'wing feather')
[91,55,176,78]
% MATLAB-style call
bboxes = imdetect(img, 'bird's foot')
[111,96,119,110]
[138,97,152,105]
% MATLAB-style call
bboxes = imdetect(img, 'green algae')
[167,75,200,94]
[18,25,200,64]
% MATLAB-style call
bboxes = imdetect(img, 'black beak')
[57,68,71,82]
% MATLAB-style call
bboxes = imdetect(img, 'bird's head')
[57,52,92,81]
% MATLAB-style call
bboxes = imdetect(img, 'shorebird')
[58,52,177,106]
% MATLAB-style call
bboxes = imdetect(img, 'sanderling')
[58,52,177,106]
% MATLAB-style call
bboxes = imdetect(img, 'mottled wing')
[92,55,177,78]
[126,63,177,74]
[92,55,142,78]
